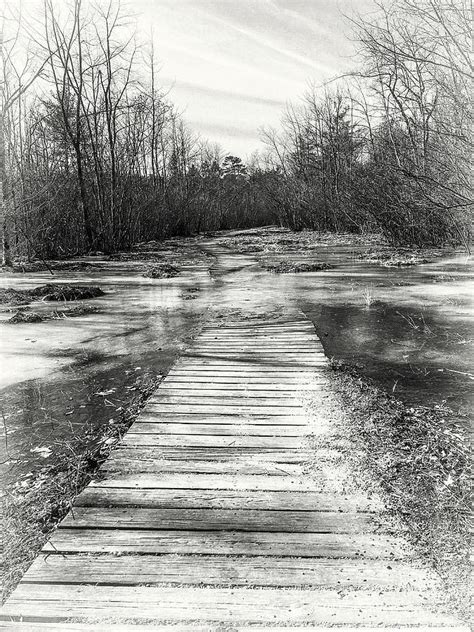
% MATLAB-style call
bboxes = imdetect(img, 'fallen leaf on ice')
[30,446,52,458]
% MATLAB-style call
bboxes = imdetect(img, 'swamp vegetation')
[0,0,472,264]
[0,0,472,622]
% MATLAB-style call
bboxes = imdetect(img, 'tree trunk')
[0,25,12,266]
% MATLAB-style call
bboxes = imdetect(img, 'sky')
[135,0,375,158]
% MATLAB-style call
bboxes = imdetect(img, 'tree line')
[1,0,472,264]
[261,0,472,247]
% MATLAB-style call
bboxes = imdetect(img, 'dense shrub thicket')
[1,0,471,263]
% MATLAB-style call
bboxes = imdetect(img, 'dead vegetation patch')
[7,305,100,324]
[7,310,44,323]
[0,285,104,307]
[358,248,446,267]
[108,251,163,261]
[263,261,333,273]
[220,229,384,254]
[0,289,31,305]
[143,263,180,278]
[28,284,104,301]
[183,287,201,300]
[329,359,470,620]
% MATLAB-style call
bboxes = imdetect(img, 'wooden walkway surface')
[1,314,466,629]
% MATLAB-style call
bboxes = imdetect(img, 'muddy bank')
[327,361,470,621]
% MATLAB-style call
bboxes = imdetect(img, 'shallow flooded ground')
[213,229,472,426]
[0,244,212,485]
[1,229,472,490]
[269,248,472,420]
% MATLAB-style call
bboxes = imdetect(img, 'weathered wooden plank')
[189,344,322,350]
[137,412,308,425]
[194,337,320,342]
[197,336,319,342]
[198,331,319,336]
[163,374,320,382]
[156,387,311,397]
[102,458,304,476]
[170,364,320,372]
[202,325,315,330]
[145,404,308,415]
[159,381,323,390]
[24,554,429,589]
[107,446,309,460]
[151,390,303,401]
[166,367,318,376]
[194,343,321,349]
[195,340,321,346]
[204,321,313,325]
[198,332,319,336]
[120,434,302,449]
[129,422,305,436]
[179,358,325,366]
[42,529,408,558]
[179,362,323,370]
[163,373,319,383]
[186,348,323,353]
[204,321,314,327]
[74,488,378,512]
[90,472,316,491]
[148,395,302,407]
[193,336,324,346]
[59,507,380,533]
[189,347,322,353]
[0,585,460,625]
[198,330,317,335]
[0,626,468,632]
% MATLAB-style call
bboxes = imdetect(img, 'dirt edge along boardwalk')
[0,247,467,629]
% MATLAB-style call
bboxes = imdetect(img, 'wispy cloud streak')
[135,0,372,156]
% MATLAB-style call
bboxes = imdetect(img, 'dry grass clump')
[182,287,201,300]
[7,305,100,324]
[143,263,180,278]
[329,359,470,621]
[28,284,105,301]
[263,260,333,273]
[134,240,162,251]
[2,372,161,602]
[358,248,446,267]
[2,284,103,306]
[0,289,31,305]
[7,311,44,323]
[1,285,103,309]
[220,229,384,255]
[108,251,164,261]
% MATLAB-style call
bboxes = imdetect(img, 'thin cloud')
[175,82,286,109]
[193,120,258,138]
[135,0,366,154]
[196,10,334,75]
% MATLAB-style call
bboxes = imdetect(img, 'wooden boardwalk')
[0,315,466,629]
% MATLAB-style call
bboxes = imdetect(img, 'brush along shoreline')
[327,360,470,621]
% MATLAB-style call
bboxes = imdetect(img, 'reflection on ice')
[0,239,472,487]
